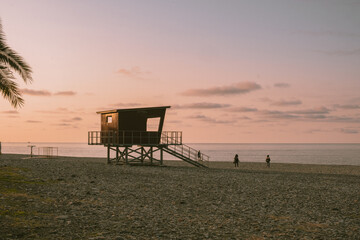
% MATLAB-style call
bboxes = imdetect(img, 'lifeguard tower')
[88,106,209,167]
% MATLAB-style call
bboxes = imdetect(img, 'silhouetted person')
[234,154,239,167]
[197,150,201,161]
[266,155,271,168]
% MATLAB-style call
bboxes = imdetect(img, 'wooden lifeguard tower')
[88,106,209,167]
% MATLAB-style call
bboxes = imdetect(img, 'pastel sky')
[1,0,359,143]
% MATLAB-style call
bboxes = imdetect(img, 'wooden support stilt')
[107,145,110,164]
[160,147,163,165]
[125,147,128,164]
[116,146,119,164]
[102,144,182,166]
[141,147,144,163]
[150,146,153,165]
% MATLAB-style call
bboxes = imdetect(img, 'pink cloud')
[230,107,258,112]
[174,102,231,109]
[340,128,359,134]
[110,103,142,108]
[54,91,77,96]
[2,110,19,114]
[182,82,262,96]
[21,88,51,96]
[272,100,302,106]
[334,104,360,110]
[116,66,151,80]
[189,114,235,124]
[26,120,42,123]
[274,83,290,88]
[20,89,76,96]
[62,117,82,123]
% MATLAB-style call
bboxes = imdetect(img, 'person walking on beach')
[197,150,201,161]
[234,154,239,167]
[266,155,271,168]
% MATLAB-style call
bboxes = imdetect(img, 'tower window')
[106,116,112,123]
[147,117,160,131]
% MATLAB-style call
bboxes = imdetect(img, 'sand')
[1,153,359,239]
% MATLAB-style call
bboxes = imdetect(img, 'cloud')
[2,110,19,114]
[21,88,51,96]
[26,120,42,123]
[260,107,331,120]
[57,123,71,126]
[261,110,299,119]
[174,102,231,109]
[54,91,77,96]
[62,117,82,123]
[181,82,261,96]
[304,128,328,134]
[189,114,235,124]
[316,48,360,56]
[274,83,290,88]
[54,123,78,128]
[296,30,360,38]
[303,114,328,119]
[334,104,360,110]
[272,100,302,106]
[166,120,182,124]
[288,107,330,115]
[340,128,359,134]
[229,107,258,112]
[20,89,76,97]
[109,103,142,108]
[116,66,151,80]
[258,106,360,123]
[36,108,76,114]
[328,116,360,123]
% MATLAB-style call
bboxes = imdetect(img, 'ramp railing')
[166,143,209,167]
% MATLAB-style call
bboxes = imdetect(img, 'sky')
[0,0,359,143]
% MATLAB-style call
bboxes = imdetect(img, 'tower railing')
[88,131,182,146]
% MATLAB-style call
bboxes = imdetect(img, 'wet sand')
[1,154,359,239]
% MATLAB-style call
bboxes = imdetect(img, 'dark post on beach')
[0,141,2,155]
[28,145,36,158]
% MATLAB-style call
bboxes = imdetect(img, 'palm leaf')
[0,19,32,108]
[0,65,24,108]
[0,21,32,83]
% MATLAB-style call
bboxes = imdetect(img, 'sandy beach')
[1,153,359,239]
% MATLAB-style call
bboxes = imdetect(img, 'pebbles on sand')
[1,154,359,239]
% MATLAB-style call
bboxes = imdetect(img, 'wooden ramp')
[163,144,209,168]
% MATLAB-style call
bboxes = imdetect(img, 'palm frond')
[0,66,24,108]
[0,20,32,83]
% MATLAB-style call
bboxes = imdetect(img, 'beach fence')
[38,147,58,158]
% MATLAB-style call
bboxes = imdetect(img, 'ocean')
[1,142,360,166]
